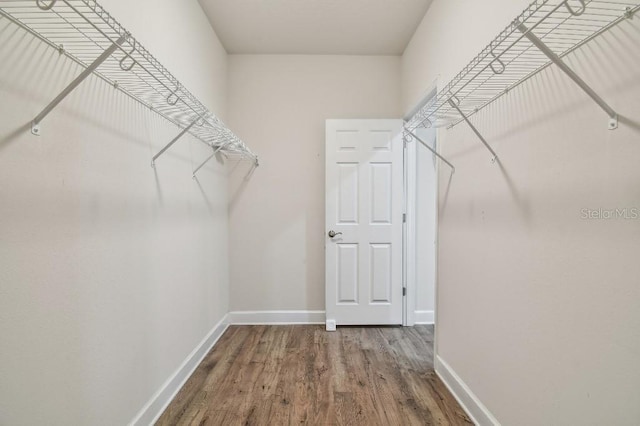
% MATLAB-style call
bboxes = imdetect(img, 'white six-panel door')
[325,119,404,328]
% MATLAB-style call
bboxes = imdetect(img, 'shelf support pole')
[518,23,618,130]
[192,144,226,177]
[151,117,201,167]
[31,34,128,135]
[448,99,498,163]
[405,129,455,172]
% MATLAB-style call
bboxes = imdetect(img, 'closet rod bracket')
[518,23,618,130]
[447,99,498,163]
[31,34,128,136]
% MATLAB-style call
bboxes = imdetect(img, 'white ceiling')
[198,0,434,55]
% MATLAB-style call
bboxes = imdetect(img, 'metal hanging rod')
[405,129,456,172]
[0,0,258,165]
[406,0,639,135]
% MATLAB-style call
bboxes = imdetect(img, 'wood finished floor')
[157,325,472,426]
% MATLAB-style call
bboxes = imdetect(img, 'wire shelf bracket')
[31,33,128,135]
[0,0,258,167]
[404,0,640,159]
[405,129,456,172]
[447,98,498,163]
[192,147,218,178]
[151,116,201,168]
[518,22,618,130]
[192,143,226,177]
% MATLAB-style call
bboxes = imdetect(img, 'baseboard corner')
[435,355,501,426]
[129,314,229,426]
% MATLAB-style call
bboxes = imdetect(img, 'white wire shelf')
[0,0,257,172]
[405,0,639,166]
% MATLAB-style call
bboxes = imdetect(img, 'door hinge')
[402,287,407,296]
[403,213,407,223]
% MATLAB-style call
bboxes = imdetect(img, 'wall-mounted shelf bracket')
[0,0,257,162]
[192,144,224,177]
[191,141,259,177]
[405,129,456,172]
[31,34,128,136]
[625,6,635,19]
[151,116,202,167]
[518,23,618,130]
[447,98,498,163]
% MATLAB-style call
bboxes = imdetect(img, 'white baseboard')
[414,310,435,324]
[435,355,500,426]
[228,310,325,325]
[129,314,230,426]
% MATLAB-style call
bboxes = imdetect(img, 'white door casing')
[325,119,404,329]
[405,126,438,327]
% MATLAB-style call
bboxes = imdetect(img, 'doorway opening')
[324,110,439,330]
[403,86,439,328]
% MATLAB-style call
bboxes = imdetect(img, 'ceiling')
[198,0,434,55]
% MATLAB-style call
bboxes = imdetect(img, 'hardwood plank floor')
[157,325,472,426]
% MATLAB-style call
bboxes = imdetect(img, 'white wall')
[107,0,229,120]
[414,128,437,320]
[403,0,640,424]
[227,55,402,312]
[401,0,529,113]
[0,1,230,424]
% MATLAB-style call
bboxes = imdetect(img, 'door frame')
[403,131,416,326]
[402,85,439,327]
[323,106,439,328]
[325,119,405,328]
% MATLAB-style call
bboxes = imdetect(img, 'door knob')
[328,230,343,238]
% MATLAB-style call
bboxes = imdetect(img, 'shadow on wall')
[442,20,640,166]
[437,22,640,229]
[497,159,532,227]
[0,19,229,217]
[0,18,219,171]
[153,166,165,206]
[619,115,640,132]
[439,169,455,219]
[228,158,258,214]
[0,122,31,152]
[194,176,214,214]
